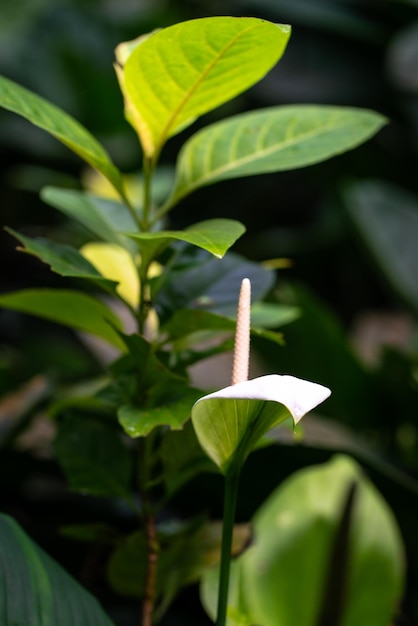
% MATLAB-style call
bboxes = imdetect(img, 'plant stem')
[142,156,153,230]
[142,494,159,626]
[217,469,240,626]
[138,434,160,626]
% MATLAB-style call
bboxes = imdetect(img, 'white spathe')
[193,374,331,424]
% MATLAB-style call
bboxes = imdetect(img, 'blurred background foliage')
[1,0,418,625]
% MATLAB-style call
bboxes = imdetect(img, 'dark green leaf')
[0,513,115,625]
[155,250,274,321]
[0,289,125,350]
[118,387,203,437]
[7,228,118,290]
[54,414,133,498]
[344,179,418,315]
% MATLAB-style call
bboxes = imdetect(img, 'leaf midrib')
[176,113,365,196]
[155,23,260,157]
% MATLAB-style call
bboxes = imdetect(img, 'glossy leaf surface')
[0,75,124,196]
[0,514,115,626]
[123,17,291,157]
[129,218,245,260]
[168,105,387,205]
[0,289,125,349]
[191,375,331,474]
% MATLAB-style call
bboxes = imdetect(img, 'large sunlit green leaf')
[54,414,133,498]
[6,228,118,291]
[0,289,125,349]
[167,105,387,207]
[41,187,138,252]
[191,375,331,474]
[129,218,245,261]
[0,75,125,197]
[344,179,418,315]
[123,17,291,157]
[0,514,115,625]
[201,455,404,626]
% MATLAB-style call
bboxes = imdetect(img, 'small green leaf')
[123,17,291,157]
[168,105,387,206]
[54,414,133,497]
[41,187,138,252]
[191,375,331,474]
[0,75,124,197]
[0,289,125,349]
[160,308,285,349]
[128,218,246,260]
[6,228,118,290]
[118,387,203,437]
[0,513,115,625]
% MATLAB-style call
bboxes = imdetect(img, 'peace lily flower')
[191,278,331,475]
[190,278,331,626]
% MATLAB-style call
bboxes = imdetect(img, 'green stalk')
[217,469,240,626]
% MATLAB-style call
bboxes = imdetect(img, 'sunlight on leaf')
[167,105,387,206]
[80,242,140,308]
[122,17,290,158]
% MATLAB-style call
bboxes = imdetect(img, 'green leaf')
[123,17,291,157]
[118,387,203,437]
[344,179,418,315]
[0,289,125,350]
[155,250,275,321]
[128,218,246,261]
[160,421,217,497]
[108,518,250,617]
[159,308,285,350]
[201,455,405,626]
[41,187,138,252]
[191,375,330,474]
[54,414,133,498]
[168,105,387,206]
[241,455,405,626]
[0,513,115,625]
[6,228,118,290]
[0,75,124,197]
